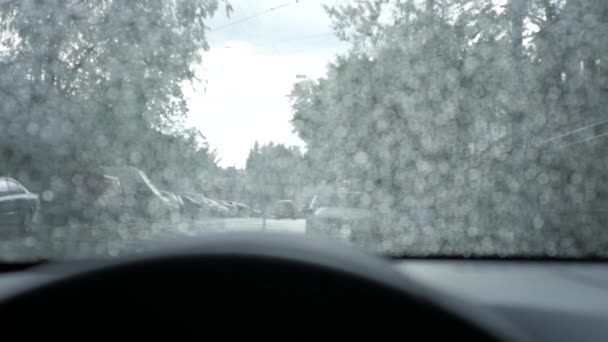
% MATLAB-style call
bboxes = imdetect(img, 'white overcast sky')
[184,0,348,168]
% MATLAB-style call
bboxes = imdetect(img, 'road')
[0,218,306,260]
[218,217,306,233]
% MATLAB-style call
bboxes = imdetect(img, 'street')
[0,218,306,261]
[218,217,306,233]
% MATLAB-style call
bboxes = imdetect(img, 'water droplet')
[26,122,39,135]
[42,190,55,202]
[533,216,544,229]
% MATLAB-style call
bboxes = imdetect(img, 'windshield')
[0,0,607,261]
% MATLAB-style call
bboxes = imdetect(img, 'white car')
[101,166,179,219]
[177,193,232,218]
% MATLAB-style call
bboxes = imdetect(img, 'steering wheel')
[0,232,525,340]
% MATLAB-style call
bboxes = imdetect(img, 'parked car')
[177,192,211,218]
[0,177,39,234]
[101,166,179,220]
[301,196,319,217]
[41,171,121,225]
[272,200,296,219]
[206,198,232,217]
[250,208,263,217]
[160,190,184,215]
[305,192,378,244]
[175,193,232,218]
[223,201,251,217]
[177,193,202,218]
[220,201,240,217]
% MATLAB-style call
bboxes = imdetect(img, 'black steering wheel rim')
[0,232,527,340]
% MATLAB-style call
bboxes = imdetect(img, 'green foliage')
[246,142,307,209]
[291,0,608,255]
[0,0,230,191]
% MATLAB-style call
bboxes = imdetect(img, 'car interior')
[0,232,605,340]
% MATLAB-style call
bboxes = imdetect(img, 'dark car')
[305,192,379,244]
[0,177,39,233]
[272,200,296,219]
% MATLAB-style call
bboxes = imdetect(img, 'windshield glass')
[0,0,607,261]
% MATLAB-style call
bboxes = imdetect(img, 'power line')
[272,32,335,44]
[540,118,608,145]
[559,131,608,149]
[211,1,300,32]
[219,32,337,50]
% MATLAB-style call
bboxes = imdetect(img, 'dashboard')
[396,260,608,341]
[0,233,605,341]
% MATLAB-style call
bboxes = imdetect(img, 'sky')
[184,0,348,168]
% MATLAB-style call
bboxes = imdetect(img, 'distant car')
[272,200,296,219]
[176,193,210,218]
[250,208,263,217]
[220,201,240,217]
[177,193,202,218]
[0,177,39,233]
[224,201,251,217]
[160,190,184,215]
[206,198,232,217]
[101,166,179,220]
[305,192,378,244]
[176,193,231,218]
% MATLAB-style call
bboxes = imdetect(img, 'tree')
[295,0,502,212]
[132,127,220,193]
[246,142,307,221]
[290,0,608,255]
[0,0,230,192]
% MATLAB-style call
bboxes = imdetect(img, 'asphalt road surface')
[0,218,306,261]
[221,217,306,233]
